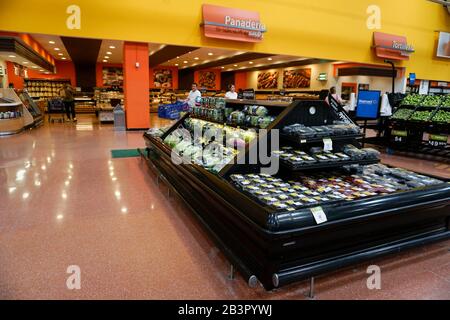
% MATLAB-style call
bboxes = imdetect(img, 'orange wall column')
[123,42,149,129]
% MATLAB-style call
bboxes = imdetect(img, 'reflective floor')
[0,114,449,299]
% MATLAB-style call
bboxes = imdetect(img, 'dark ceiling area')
[61,37,102,88]
[183,52,275,71]
[149,45,198,68]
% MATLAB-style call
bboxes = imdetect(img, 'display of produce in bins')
[391,108,414,120]
[432,110,450,124]
[400,93,424,106]
[143,99,450,290]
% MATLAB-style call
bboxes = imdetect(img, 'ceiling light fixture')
[31,66,38,68]
[194,57,199,60]
[49,41,55,44]
[54,48,60,51]
[104,56,109,59]
[208,52,213,56]
[61,57,66,60]
[175,63,179,66]
[109,45,115,49]
[8,55,16,58]
[221,66,225,69]
[249,61,253,64]
[39,69,44,72]
[23,61,29,64]
[268,57,273,61]
[58,53,63,56]
[183,60,188,63]
[234,64,238,67]
[103,59,107,62]
[106,51,112,55]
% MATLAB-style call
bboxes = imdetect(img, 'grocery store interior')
[0,1,449,300]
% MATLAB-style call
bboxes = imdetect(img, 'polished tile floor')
[0,114,449,299]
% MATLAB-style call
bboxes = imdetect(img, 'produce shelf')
[280,158,380,171]
[280,133,363,145]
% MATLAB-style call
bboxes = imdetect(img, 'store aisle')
[0,118,449,299]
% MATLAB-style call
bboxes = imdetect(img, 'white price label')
[323,138,333,152]
[310,206,328,224]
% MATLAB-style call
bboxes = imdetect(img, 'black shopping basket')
[47,98,65,123]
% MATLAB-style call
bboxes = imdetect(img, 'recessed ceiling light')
[104,56,109,59]
[61,57,66,60]
[8,55,16,58]
[183,61,188,63]
[102,59,107,62]
[31,66,38,68]
[249,61,253,64]
[58,53,63,56]
[194,57,199,60]
[106,51,112,55]
[39,69,44,72]
[23,61,29,64]
[49,41,55,44]
[208,52,213,56]
[234,64,238,67]
[175,63,179,66]
[176,56,179,58]
[221,66,225,69]
[54,48,60,51]
[268,57,273,61]
[109,45,115,49]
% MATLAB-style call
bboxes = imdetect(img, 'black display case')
[142,99,450,290]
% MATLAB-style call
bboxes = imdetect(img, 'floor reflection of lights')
[75,124,94,131]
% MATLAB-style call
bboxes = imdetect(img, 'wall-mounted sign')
[436,32,450,59]
[318,73,327,81]
[202,4,266,43]
[153,69,173,88]
[257,71,278,89]
[102,67,123,87]
[373,32,414,61]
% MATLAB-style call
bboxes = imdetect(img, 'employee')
[225,84,238,100]
[325,86,343,105]
[186,83,201,110]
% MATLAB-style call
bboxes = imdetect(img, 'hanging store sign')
[201,4,266,43]
[373,32,414,61]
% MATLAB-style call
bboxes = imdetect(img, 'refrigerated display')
[143,98,450,290]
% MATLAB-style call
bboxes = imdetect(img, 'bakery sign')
[201,4,266,42]
[373,32,415,61]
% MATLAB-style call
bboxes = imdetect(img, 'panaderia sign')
[201,4,266,43]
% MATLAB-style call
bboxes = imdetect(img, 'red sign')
[202,4,266,43]
[373,32,414,61]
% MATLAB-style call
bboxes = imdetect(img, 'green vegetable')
[410,110,432,121]
[421,95,441,107]
[441,95,450,108]
[401,94,424,106]
[391,108,414,120]
[432,110,450,123]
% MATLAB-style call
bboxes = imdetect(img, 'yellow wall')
[0,0,448,80]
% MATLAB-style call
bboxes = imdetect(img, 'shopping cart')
[47,98,66,123]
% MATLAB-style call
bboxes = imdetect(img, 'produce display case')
[388,93,450,157]
[17,89,44,128]
[142,98,450,290]
[0,88,25,136]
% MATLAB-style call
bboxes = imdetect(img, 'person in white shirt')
[186,83,201,110]
[225,84,238,100]
[325,86,343,105]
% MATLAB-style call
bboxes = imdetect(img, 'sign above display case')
[373,32,414,61]
[201,4,266,42]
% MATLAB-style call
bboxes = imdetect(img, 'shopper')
[62,84,76,122]
[225,84,238,100]
[186,83,201,110]
[325,86,343,105]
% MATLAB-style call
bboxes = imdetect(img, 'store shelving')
[24,78,70,99]
[0,89,25,135]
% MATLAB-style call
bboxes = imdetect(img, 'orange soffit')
[202,4,266,43]
[373,32,414,61]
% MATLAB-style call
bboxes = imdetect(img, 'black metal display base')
[143,134,450,290]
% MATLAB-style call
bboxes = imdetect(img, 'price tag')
[323,138,333,151]
[310,206,328,224]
